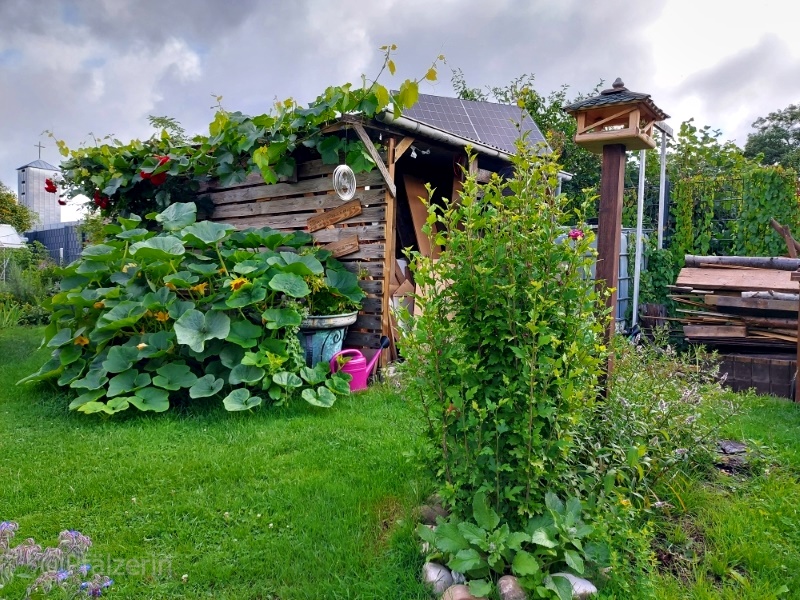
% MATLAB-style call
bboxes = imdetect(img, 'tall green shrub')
[398,145,607,529]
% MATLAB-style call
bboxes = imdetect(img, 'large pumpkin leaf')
[182,221,234,246]
[103,345,141,373]
[223,388,263,411]
[301,386,336,408]
[174,309,230,352]
[269,273,309,298]
[97,301,148,331]
[17,357,62,384]
[47,328,74,348]
[325,269,365,304]
[279,252,323,276]
[155,202,197,231]
[153,363,198,390]
[128,387,170,412]
[130,236,186,260]
[227,320,263,348]
[220,343,246,368]
[189,374,225,399]
[261,307,302,329]
[107,369,151,397]
[70,369,109,391]
[81,244,118,261]
[163,271,199,287]
[229,364,265,386]
[226,283,266,308]
[58,359,87,386]
[68,389,105,410]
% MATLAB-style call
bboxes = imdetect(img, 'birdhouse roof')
[563,78,669,121]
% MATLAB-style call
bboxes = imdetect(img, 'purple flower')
[79,563,91,575]
[568,228,584,240]
[56,569,71,582]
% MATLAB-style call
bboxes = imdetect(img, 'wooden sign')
[322,235,360,258]
[307,199,362,233]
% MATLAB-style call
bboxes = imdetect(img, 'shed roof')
[17,159,60,171]
[400,93,550,156]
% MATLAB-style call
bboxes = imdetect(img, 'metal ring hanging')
[333,164,356,201]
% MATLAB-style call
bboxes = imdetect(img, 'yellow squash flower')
[191,282,209,296]
[229,277,249,292]
[154,311,170,322]
[74,335,90,346]
[93,301,104,309]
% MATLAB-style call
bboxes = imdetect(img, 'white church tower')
[16,158,61,230]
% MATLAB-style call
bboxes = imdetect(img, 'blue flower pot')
[298,311,358,367]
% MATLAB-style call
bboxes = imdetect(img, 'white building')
[16,159,61,230]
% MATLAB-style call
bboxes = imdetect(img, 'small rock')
[498,575,527,600]
[551,573,598,599]
[442,584,482,600]
[423,562,454,594]
[419,503,449,525]
[718,440,747,455]
[451,570,466,584]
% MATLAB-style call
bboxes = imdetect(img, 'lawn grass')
[0,327,430,599]
[3,325,800,599]
[650,394,800,600]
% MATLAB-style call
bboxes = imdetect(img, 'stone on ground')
[551,573,598,599]
[422,562,454,594]
[498,574,527,600]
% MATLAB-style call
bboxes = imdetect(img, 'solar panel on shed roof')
[402,94,548,155]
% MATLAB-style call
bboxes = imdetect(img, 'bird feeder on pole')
[564,78,669,383]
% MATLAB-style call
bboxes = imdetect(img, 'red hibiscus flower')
[44,178,58,194]
[568,229,584,241]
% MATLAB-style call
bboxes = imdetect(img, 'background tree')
[0,181,36,233]
[451,70,602,200]
[744,103,800,172]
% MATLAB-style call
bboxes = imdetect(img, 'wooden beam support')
[394,136,415,162]
[381,137,398,365]
[579,106,635,135]
[352,122,397,198]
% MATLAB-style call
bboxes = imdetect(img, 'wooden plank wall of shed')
[203,157,389,354]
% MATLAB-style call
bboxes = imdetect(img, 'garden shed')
[202,94,561,363]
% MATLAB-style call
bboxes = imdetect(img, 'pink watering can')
[330,336,390,392]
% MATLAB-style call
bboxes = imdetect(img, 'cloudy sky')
[2,0,799,221]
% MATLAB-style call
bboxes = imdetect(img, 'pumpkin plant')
[18,202,361,414]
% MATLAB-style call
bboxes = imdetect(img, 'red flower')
[93,190,109,210]
[568,229,584,240]
[140,155,170,184]
[44,178,58,194]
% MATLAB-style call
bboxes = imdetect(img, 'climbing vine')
[48,46,443,220]
[734,166,799,256]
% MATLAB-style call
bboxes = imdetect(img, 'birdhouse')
[563,78,669,154]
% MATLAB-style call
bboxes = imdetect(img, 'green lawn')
[0,327,429,599]
[3,326,800,599]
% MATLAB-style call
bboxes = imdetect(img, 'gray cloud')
[8,0,791,201]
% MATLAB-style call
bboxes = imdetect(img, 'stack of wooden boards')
[673,255,800,350]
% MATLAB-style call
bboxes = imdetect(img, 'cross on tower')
[34,142,45,159]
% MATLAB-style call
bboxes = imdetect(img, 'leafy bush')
[398,143,607,524]
[19,202,361,414]
[419,492,610,599]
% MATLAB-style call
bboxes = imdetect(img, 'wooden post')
[596,144,627,386]
[381,137,397,366]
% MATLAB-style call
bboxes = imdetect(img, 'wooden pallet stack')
[672,255,800,350]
